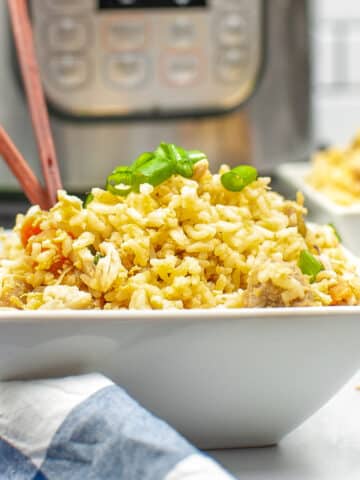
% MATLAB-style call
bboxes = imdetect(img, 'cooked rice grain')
[1,161,360,309]
[307,131,360,205]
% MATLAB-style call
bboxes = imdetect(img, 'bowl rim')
[0,305,360,323]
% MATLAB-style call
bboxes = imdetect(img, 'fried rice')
[307,131,360,206]
[1,160,360,310]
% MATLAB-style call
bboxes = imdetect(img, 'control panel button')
[104,19,146,51]
[163,52,202,86]
[48,17,88,52]
[169,17,195,48]
[216,47,248,83]
[49,54,89,89]
[218,12,247,47]
[106,53,148,88]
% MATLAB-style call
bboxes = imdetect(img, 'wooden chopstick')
[0,126,50,209]
[7,0,62,207]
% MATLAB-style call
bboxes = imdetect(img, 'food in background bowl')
[277,133,360,256]
[307,131,360,206]
[1,143,360,310]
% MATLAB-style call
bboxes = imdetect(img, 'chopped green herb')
[187,150,207,164]
[328,223,342,242]
[132,155,174,191]
[220,165,258,192]
[105,142,207,196]
[169,144,205,178]
[83,192,94,208]
[167,143,184,163]
[132,152,154,170]
[298,250,324,283]
[94,252,105,265]
[106,166,133,196]
[174,159,194,178]
[154,143,169,160]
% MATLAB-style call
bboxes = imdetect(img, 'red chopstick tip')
[7,0,63,207]
[0,126,51,209]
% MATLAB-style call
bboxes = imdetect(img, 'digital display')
[99,0,207,9]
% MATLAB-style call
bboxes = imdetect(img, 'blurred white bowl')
[0,307,360,449]
[278,162,360,255]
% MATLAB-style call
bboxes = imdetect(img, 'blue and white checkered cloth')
[0,374,236,479]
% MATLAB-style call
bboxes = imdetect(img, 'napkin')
[0,373,235,479]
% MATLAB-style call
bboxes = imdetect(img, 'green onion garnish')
[105,142,207,196]
[328,223,342,242]
[298,250,324,283]
[132,156,174,191]
[170,144,206,178]
[174,159,194,178]
[83,192,94,208]
[220,165,258,192]
[132,152,154,170]
[106,166,133,196]
[168,143,183,163]
[187,150,207,163]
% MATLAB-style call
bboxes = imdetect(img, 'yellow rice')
[307,131,360,205]
[1,160,360,310]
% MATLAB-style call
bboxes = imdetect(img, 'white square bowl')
[1,307,360,449]
[278,162,360,255]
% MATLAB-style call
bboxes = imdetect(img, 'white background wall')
[312,0,360,147]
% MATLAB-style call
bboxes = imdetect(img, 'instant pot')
[0,0,311,194]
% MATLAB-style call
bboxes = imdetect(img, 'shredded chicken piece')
[243,260,314,307]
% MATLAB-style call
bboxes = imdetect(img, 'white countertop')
[210,371,360,479]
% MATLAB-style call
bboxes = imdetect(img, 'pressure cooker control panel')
[31,0,263,117]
